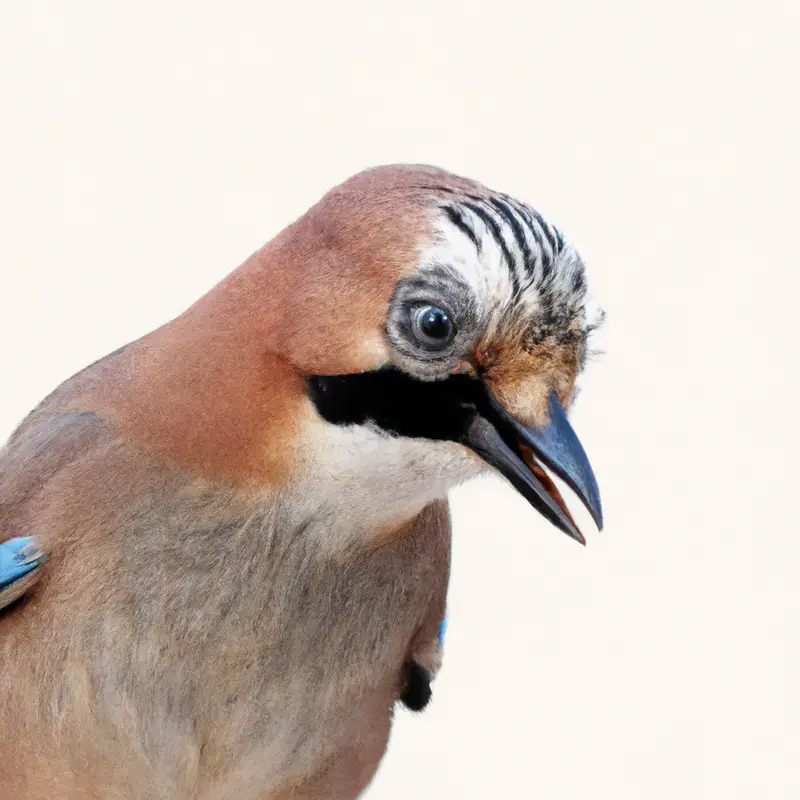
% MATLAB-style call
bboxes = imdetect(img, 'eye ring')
[411,305,457,349]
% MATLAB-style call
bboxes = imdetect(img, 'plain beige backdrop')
[1,1,798,797]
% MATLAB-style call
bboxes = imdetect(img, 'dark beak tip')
[461,389,603,546]
[587,498,604,533]
[555,517,587,546]
[527,392,604,541]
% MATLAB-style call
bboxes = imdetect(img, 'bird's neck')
[81,255,301,487]
[84,244,473,543]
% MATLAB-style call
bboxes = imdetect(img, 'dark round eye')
[412,306,456,348]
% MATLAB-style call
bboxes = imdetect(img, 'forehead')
[416,186,590,338]
[281,166,597,375]
[314,166,587,320]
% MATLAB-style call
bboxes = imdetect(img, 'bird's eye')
[412,306,456,349]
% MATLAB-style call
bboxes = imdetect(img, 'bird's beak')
[307,367,601,542]
[461,390,603,544]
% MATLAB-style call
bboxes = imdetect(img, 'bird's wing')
[0,537,49,610]
[0,409,106,613]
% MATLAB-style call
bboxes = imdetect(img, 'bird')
[0,164,603,799]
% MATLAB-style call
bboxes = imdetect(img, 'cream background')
[1,2,797,797]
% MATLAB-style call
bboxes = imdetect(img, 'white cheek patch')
[292,404,485,547]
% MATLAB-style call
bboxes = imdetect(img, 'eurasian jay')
[0,164,602,799]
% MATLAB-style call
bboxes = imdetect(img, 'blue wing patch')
[0,537,48,610]
[438,614,448,646]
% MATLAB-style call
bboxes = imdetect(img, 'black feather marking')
[442,204,481,252]
[553,226,565,254]
[529,208,558,252]
[502,195,544,250]
[502,195,558,281]
[525,214,555,280]
[489,197,535,283]
[307,368,482,441]
[401,661,433,711]
[462,201,522,298]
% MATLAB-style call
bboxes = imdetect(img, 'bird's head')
[255,165,603,543]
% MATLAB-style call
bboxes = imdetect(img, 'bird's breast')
[0,427,450,797]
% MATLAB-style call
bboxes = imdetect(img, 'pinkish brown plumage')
[0,164,602,799]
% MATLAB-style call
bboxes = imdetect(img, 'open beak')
[307,367,601,543]
[461,390,603,544]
